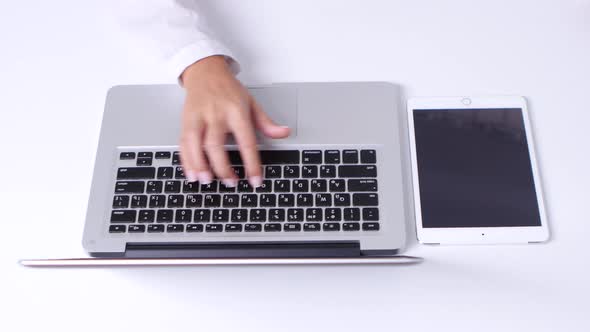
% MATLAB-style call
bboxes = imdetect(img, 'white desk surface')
[2,0,589,331]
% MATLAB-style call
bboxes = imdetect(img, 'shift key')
[353,193,379,206]
[338,165,377,178]
[115,181,145,193]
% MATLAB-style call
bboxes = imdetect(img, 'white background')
[2,0,589,331]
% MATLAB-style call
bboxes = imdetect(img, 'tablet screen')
[413,108,542,228]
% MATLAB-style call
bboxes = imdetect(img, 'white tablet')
[407,96,549,244]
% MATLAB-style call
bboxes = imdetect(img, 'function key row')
[120,149,377,165]
[109,222,380,233]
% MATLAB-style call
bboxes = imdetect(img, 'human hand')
[179,55,290,188]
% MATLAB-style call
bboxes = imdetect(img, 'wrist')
[181,55,232,88]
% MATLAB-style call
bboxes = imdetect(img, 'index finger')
[229,113,262,187]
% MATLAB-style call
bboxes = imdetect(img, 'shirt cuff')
[168,39,241,85]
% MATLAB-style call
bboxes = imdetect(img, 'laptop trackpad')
[248,86,298,142]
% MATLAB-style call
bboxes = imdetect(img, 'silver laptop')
[82,82,411,258]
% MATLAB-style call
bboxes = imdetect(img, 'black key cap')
[167,195,184,208]
[167,224,184,232]
[155,151,171,159]
[342,150,359,164]
[120,152,135,160]
[175,209,192,222]
[360,149,377,164]
[172,152,181,165]
[325,208,342,221]
[348,179,378,192]
[260,194,277,207]
[320,165,336,178]
[112,195,129,208]
[274,180,290,192]
[201,181,219,193]
[334,193,351,206]
[343,222,361,231]
[241,194,258,207]
[187,224,204,232]
[283,165,299,178]
[130,195,148,208]
[115,181,144,194]
[128,224,145,233]
[363,222,380,231]
[302,166,318,178]
[148,224,165,232]
[302,150,322,164]
[183,180,199,193]
[250,209,266,222]
[310,179,327,192]
[204,194,221,207]
[194,209,211,222]
[175,167,186,179]
[138,152,153,158]
[149,195,166,208]
[219,182,237,193]
[264,223,282,232]
[225,224,243,232]
[306,208,323,221]
[212,209,229,222]
[232,166,245,179]
[157,167,174,179]
[231,209,248,222]
[136,157,152,166]
[284,223,301,231]
[227,150,242,165]
[362,208,379,221]
[164,180,181,193]
[324,150,341,164]
[304,223,321,231]
[344,208,361,221]
[237,180,253,193]
[111,210,136,223]
[223,194,240,208]
[265,166,282,178]
[206,224,223,232]
[269,209,285,222]
[323,223,340,231]
[329,179,346,192]
[186,194,203,207]
[293,180,309,192]
[138,210,155,223]
[255,180,272,193]
[245,223,262,232]
[147,180,163,193]
[109,225,126,233]
[338,165,377,178]
[315,193,332,207]
[278,194,295,207]
[117,167,156,180]
[157,209,173,222]
[353,193,379,206]
[260,150,300,164]
[287,208,304,222]
[297,194,313,207]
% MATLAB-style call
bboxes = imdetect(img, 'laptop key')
[120,152,135,160]
[113,195,129,208]
[284,223,301,231]
[164,180,181,193]
[222,194,240,208]
[206,224,223,232]
[212,209,229,222]
[167,224,184,232]
[175,167,185,179]
[334,193,351,206]
[149,195,166,208]
[343,208,360,221]
[194,209,211,222]
[362,222,380,231]
[278,194,295,207]
[256,180,272,193]
[245,223,263,232]
[155,151,171,159]
[138,152,153,158]
[302,150,322,164]
[186,194,203,207]
[115,181,144,194]
[324,150,340,164]
[274,180,290,192]
[304,223,321,231]
[325,208,342,221]
[293,180,309,192]
[342,150,359,164]
[250,209,266,222]
[225,224,243,232]
[109,225,126,233]
[320,165,336,178]
[311,179,327,192]
[302,166,318,178]
[201,181,219,193]
[269,209,286,222]
[237,180,253,192]
[148,224,165,233]
[362,208,379,221]
[323,223,340,231]
[287,208,304,222]
[186,224,204,232]
[260,194,277,207]
[265,166,282,178]
[260,150,300,165]
[157,209,173,222]
[338,165,377,178]
[264,223,282,232]
[297,194,313,207]
[111,210,136,223]
[360,150,377,164]
[136,157,152,166]
[315,193,331,207]
[329,179,346,192]
[343,222,361,231]
[175,209,192,222]
[241,194,258,207]
[157,167,174,179]
[305,208,322,221]
[128,225,145,233]
[204,194,221,207]
[283,165,299,178]
[219,182,236,193]
[348,179,378,192]
[167,195,184,208]
[172,152,181,165]
[117,167,156,180]
[352,193,379,206]
[138,210,155,223]
[231,209,248,222]
[131,195,148,208]
[147,181,163,193]
[232,166,245,179]
[183,180,199,193]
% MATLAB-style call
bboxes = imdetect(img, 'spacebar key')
[260,150,300,164]
[353,193,379,206]
[339,165,377,178]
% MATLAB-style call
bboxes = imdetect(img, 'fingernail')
[249,176,262,188]
[186,170,199,183]
[198,171,212,184]
[222,178,237,188]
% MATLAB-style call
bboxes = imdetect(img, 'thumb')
[251,97,290,139]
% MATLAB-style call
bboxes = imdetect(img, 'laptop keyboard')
[109,148,380,234]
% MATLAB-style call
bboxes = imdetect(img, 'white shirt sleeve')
[116,0,240,83]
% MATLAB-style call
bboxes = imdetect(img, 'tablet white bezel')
[407,96,549,244]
